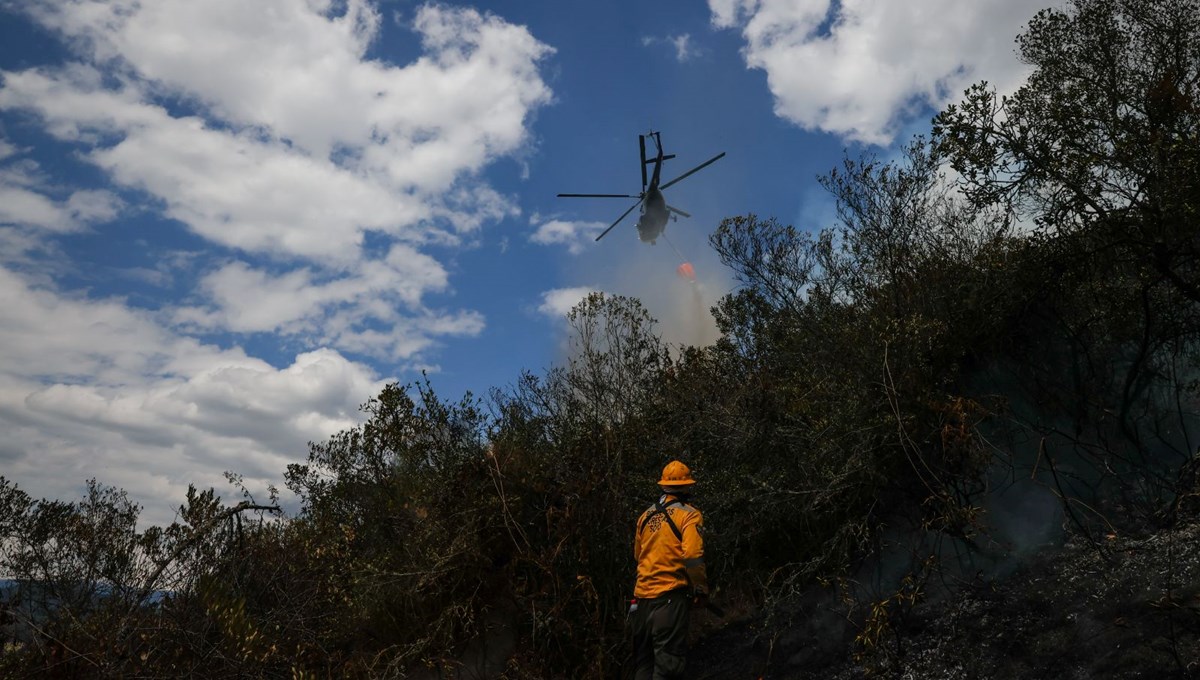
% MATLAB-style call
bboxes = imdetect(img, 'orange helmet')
[657,460,695,487]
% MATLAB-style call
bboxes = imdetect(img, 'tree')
[935,0,1200,532]
[485,292,670,677]
[700,140,1016,606]
[0,476,278,677]
[282,380,498,672]
[934,0,1200,301]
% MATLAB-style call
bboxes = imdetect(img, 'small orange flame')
[676,262,696,281]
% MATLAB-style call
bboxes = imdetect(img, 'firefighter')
[630,460,708,680]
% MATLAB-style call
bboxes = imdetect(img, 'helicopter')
[557,131,725,244]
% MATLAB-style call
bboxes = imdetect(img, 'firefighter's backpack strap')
[638,500,684,542]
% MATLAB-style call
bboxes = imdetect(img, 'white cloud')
[185,245,447,332]
[66,189,122,223]
[0,0,552,359]
[0,65,499,263]
[0,264,389,525]
[0,185,74,231]
[642,33,702,63]
[0,184,121,232]
[0,150,123,232]
[330,309,485,361]
[710,0,1047,145]
[173,245,484,360]
[530,219,606,255]
[0,3,554,264]
[18,1,553,190]
[671,34,700,62]
[538,286,597,319]
[0,1,556,519]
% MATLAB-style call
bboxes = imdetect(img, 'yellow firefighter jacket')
[633,494,707,599]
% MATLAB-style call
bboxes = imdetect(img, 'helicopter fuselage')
[636,187,668,243]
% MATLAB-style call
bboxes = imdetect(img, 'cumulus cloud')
[0,57,528,262]
[0,265,388,524]
[0,1,555,520]
[530,219,606,255]
[0,185,76,232]
[709,0,1047,145]
[538,286,598,319]
[0,0,553,349]
[21,1,552,175]
[182,245,447,331]
[0,149,123,233]
[173,247,485,361]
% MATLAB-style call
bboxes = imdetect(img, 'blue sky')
[0,0,1051,524]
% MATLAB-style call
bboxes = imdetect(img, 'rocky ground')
[690,521,1200,679]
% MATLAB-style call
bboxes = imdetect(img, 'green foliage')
[695,140,1011,592]
[0,475,284,677]
[934,0,1200,297]
[280,379,500,671]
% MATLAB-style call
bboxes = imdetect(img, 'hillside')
[693,518,1200,679]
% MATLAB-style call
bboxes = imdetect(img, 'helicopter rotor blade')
[660,152,726,191]
[667,205,691,218]
[594,199,643,242]
[557,193,640,198]
[640,135,647,190]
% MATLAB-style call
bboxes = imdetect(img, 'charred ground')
[693,516,1200,679]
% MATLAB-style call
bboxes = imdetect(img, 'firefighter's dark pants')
[631,589,691,680]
